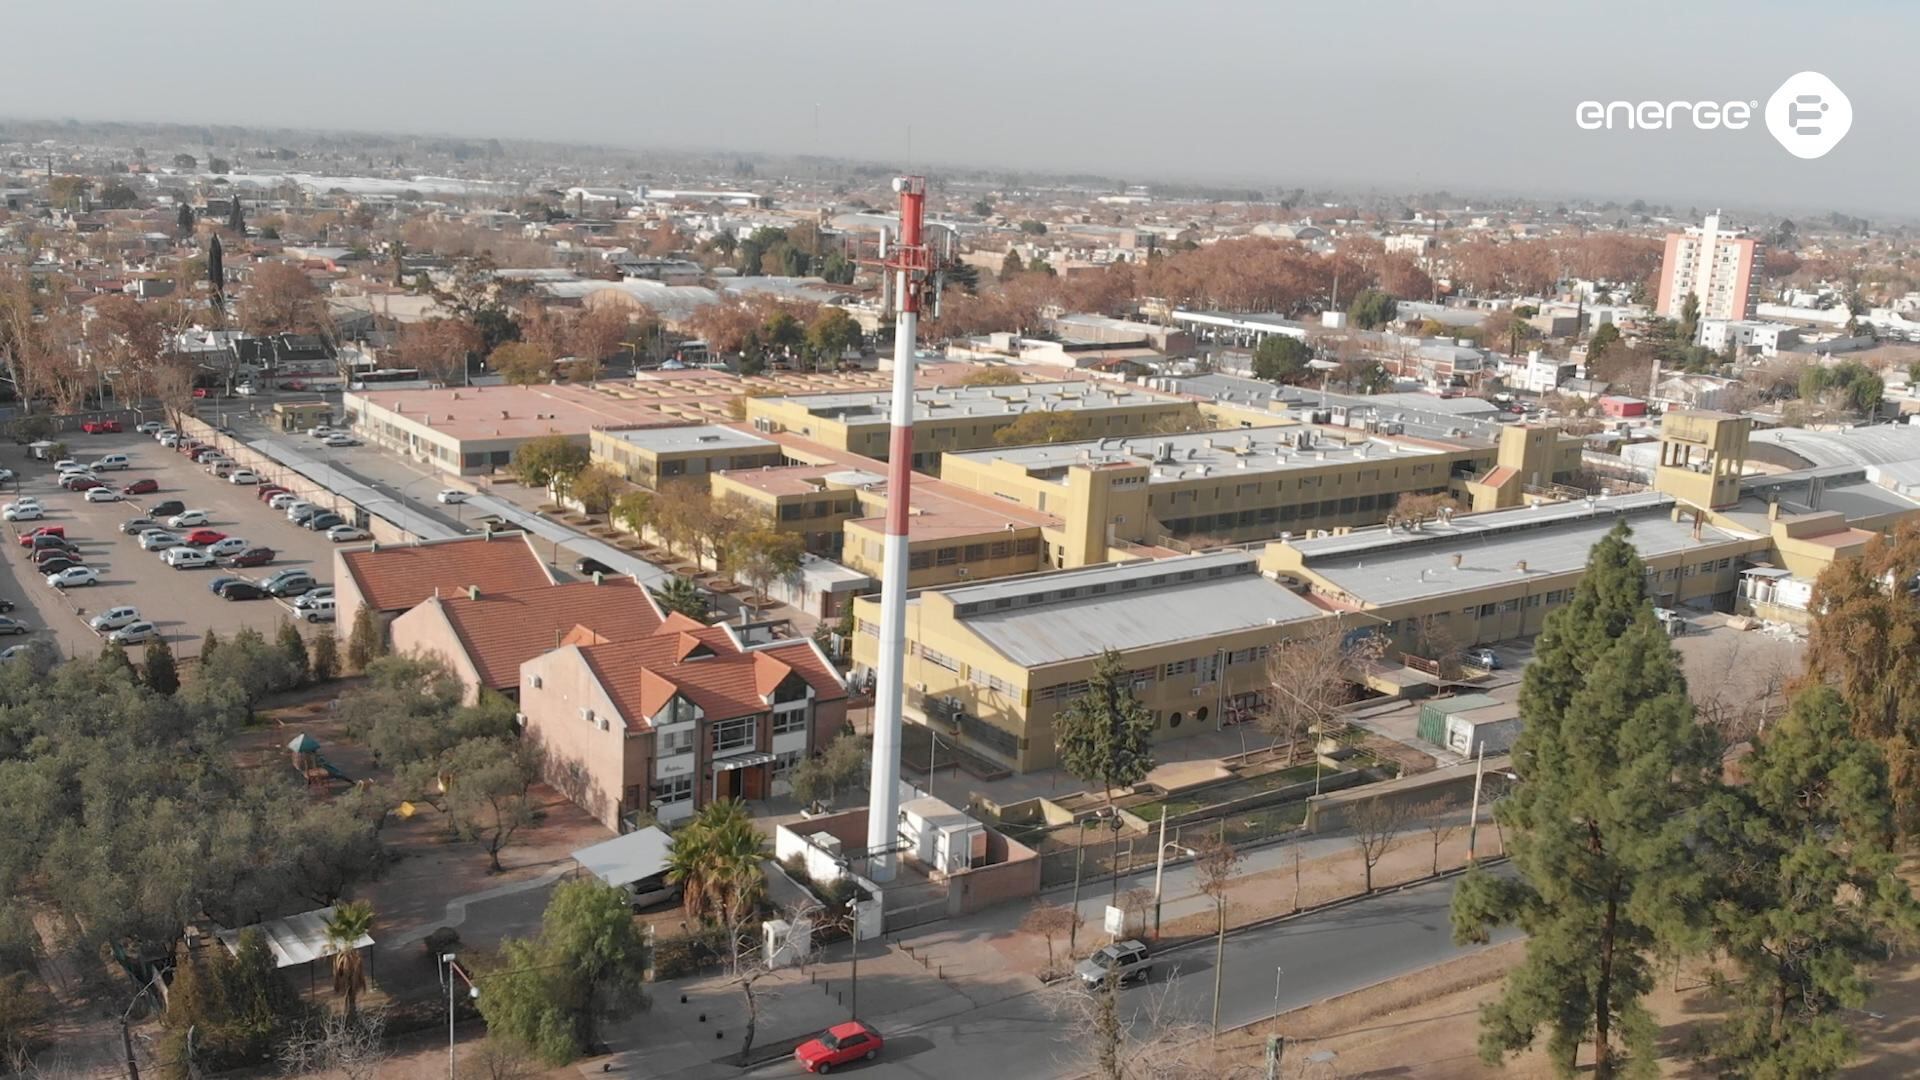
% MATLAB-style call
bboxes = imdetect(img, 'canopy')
[573,825,674,887]
[215,906,374,969]
[287,732,320,753]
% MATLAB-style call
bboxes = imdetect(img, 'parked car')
[107,621,158,645]
[220,582,268,601]
[147,500,185,518]
[61,476,104,492]
[29,533,74,553]
[45,566,99,589]
[224,546,275,568]
[3,504,44,522]
[51,459,81,472]
[93,454,130,471]
[166,510,210,528]
[135,421,163,434]
[268,492,302,510]
[299,597,335,622]
[121,478,160,496]
[0,644,41,663]
[0,468,14,483]
[82,487,122,503]
[35,557,84,577]
[321,434,358,448]
[2,498,39,515]
[227,469,260,485]
[19,526,64,547]
[1075,940,1154,988]
[283,500,317,521]
[575,557,616,577]
[80,419,121,434]
[32,546,81,565]
[256,485,288,502]
[436,489,469,505]
[182,529,227,547]
[120,517,158,535]
[185,446,216,462]
[207,576,245,595]
[304,512,344,531]
[292,586,335,610]
[138,530,182,551]
[204,537,250,558]
[89,606,141,631]
[263,570,317,597]
[158,433,182,448]
[325,524,371,543]
[794,1022,885,1074]
[308,425,337,438]
[163,547,214,569]
[207,462,239,479]
[0,617,30,636]
[1466,647,1501,670]
[0,599,18,614]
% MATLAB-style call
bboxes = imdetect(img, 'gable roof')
[579,627,846,731]
[342,534,554,615]
[432,576,662,690]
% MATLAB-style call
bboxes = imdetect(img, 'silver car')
[1075,940,1153,988]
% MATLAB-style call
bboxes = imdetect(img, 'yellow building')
[742,381,1198,471]
[591,424,787,487]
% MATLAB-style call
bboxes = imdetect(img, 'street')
[734,869,1520,1079]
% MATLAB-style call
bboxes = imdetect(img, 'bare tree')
[1350,798,1410,893]
[1020,901,1083,976]
[1262,621,1384,763]
[1043,972,1233,1080]
[278,1009,389,1080]
[1414,799,1459,877]
[1192,835,1243,1034]
[464,1039,538,1080]
[732,902,820,1063]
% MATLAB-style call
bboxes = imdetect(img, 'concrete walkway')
[385,863,575,946]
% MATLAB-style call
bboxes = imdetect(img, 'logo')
[1765,71,1851,159]
[1574,71,1852,159]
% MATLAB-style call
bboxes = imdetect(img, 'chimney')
[1514,560,1528,573]
[1450,553,1464,570]
[593,571,604,586]
[467,585,480,601]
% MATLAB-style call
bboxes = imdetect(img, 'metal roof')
[573,826,674,887]
[600,424,776,453]
[1748,424,1920,469]
[950,425,1445,483]
[216,907,374,969]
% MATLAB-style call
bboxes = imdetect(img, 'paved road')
[736,868,1520,1079]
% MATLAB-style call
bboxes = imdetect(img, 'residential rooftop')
[577,623,846,730]
[428,576,664,691]
[340,533,556,614]
[947,424,1446,484]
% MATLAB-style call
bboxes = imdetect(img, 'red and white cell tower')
[864,175,936,881]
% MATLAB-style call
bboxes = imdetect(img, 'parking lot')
[0,428,345,661]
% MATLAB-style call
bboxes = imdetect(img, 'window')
[711,716,757,755]
[652,774,693,805]
[1196,706,1209,725]
[1163,658,1196,678]
[773,749,804,777]
[922,647,961,672]
[658,726,696,755]
[1169,711,1184,728]
[971,667,1018,696]
[908,551,932,570]
[935,547,959,566]
[857,619,880,637]
[1014,537,1040,556]
[964,544,987,562]
[772,709,809,736]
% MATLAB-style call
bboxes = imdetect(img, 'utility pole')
[121,1020,140,1080]
[1466,743,1486,863]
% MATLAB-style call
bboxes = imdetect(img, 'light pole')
[120,968,166,1080]
[1069,816,1098,955]
[845,895,861,1021]
[1152,836,1198,939]
[442,952,479,1079]
[1273,964,1285,1015]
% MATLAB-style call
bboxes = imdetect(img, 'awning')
[572,825,673,887]
[1741,567,1792,579]
[712,750,776,772]
[215,906,374,969]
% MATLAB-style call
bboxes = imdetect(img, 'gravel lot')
[0,430,344,661]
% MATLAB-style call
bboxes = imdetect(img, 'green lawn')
[1132,763,1335,822]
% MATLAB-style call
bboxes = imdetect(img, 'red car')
[186,446,217,461]
[256,485,288,502]
[61,476,104,491]
[794,1022,883,1074]
[183,529,227,547]
[81,419,121,434]
[121,477,159,495]
[225,546,275,568]
[18,526,64,547]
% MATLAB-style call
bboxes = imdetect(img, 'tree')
[100,640,135,680]
[1018,220,1048,235]
[435,737,540,872]
[1589,321,1622,359]
[241,261,325,336]
[959,367,1025,387]
[310,630,339,681]
[513,433,589,490]
[1262,621,1382,762]
[732,528,804,612]
[666,800,768,972]
[1053,649,1156,903]
[394,317,482,385]
[806,307,860,367]
[491,340,555,385]
[277,620,310,687]
[1347,288,1399,330]
[1020,902,1082,976]
[1388,491,1461,527]
[228,196,246,235]
[277,1011,389,1080]
[1350,797,1409,893]
[1678,291,1701,344]
[207,234,226,305]
[1000,250,1026,278]
[652,577,710,622]
[323,900,375,1018]
[173,153,198,170]
[1192,833,1242,1033]
[1452,521,1715,1079]
[201,627,222,666]
[1696,685,1920,1079]
[346,606,384,672]
[569,464,623,517]
[1416,799,1460,877]
[478,880,648,1064]
[994,411,1086,446]
[1252,334,1312,384]
[611,490,652,536]
[787,732,869,809]
[143,635,179,695]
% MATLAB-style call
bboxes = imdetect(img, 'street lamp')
[442,953,480,1079]
[1069,815,1102,955]
[1152,835,1199,939]
[844,895,861,1021]
[1467,747,1522,864]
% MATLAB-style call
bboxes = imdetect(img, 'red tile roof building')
[332,533,555,636]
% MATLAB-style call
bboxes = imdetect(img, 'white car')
[46,566,99,589]
[107,621,158,645]
[51,459,80,472]
[268,492,301,510]
[163,547,213,569]
[292,586,335,609]
[321,434,357,448]
[159,433,182,447]
[326,524,371,543]
[166,510,210,528]
[2,498,39,514]
[89,606,141,632]
[0,468,14,483]
[235,383,258,397]
[135,421,163,434]
[283,501,317,522]
[436,489,470,505]
[4,505,44,522]
[82,487,122,503]
[227,469,259,485]
[309,425,336,438]
[138,530,181,551]
[204,537,251,558]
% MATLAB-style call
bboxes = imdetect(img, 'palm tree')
[324,900,376,1017]
[653,577,710,623]
[665,800,767,932]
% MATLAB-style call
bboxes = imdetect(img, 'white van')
[93,454,130,471]
[300,597,335,623]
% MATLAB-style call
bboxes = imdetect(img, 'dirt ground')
[1206,940,1920,1079]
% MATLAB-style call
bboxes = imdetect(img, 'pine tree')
[1696,686,1920,1078]
[227,195,245,235]
[309,630,338,682]
[200,627,221,667]
[175,202,193,237]
[1452,521,1715,1079]
[207,234,225,305]
[99,640,135,680]
[142,636,179,695]
[346,606,383,672]
[276,621,309,687]
[1053,648,1157,904]
[999,249,1025,278]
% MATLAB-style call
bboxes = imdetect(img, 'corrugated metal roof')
[216,907,374,969]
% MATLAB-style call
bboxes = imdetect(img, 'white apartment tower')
[1655,212,1760,323]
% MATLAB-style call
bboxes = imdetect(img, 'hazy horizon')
[4,0,1912,219]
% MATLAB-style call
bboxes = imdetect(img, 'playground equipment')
[287,732,355,787]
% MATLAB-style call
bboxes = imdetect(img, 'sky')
[3,0,1914,218]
